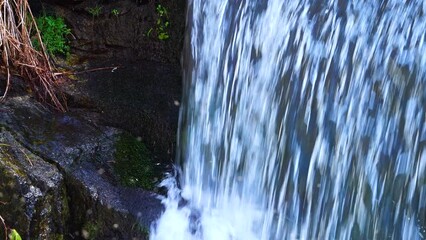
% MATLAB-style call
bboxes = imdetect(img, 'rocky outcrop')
[0,96,164,239]
[0,129,66,239]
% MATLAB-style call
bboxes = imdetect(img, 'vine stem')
[0,214,7,240]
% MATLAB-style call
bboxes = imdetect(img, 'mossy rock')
[114,133,156,189]
[0,132,68,239]
[81,221,100,240]
[0,162,28,238]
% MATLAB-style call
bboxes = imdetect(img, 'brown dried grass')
[0,0,66,111]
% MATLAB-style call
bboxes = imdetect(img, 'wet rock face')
[0,130,67,239]
[4,98,114,170]
[68,60,182,165]
[0,96,163,239]
[39,0,185,63]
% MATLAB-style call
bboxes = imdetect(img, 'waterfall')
[151,0,426,239]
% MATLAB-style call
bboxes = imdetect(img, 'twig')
[0,214,7,240]
[0,0,66,111]
[53,66,122,76]
[0,46,11,101]
[20,149,33,167]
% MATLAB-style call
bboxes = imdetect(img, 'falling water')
[151,0,426,239]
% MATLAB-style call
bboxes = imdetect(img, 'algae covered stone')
[114,133,156,189]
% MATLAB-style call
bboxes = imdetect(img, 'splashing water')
[151,0,426,239]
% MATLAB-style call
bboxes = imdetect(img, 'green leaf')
[158,32,169,40]
[146,27,153,37]
[9,229,22,240]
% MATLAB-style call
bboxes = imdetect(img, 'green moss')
[131,222,150,239]
[114,133,155,190]
[51,234,64,240]
[0,162,28,238]
[60,187,70,225]
[81,221,99,240]
[141,226,150,239]
[0,147,26,179]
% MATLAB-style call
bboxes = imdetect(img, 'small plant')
[33,15,71,57]
[9,229,22,240]
[146,4,170,40]
[156,4,169,40]
[87,5,103,18]
[156,4,167,17]
[1,211,22,240]
[111,9,120,17]
[146,27,153,37]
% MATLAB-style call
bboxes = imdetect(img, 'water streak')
[151,0,426,239]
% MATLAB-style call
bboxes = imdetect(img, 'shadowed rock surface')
[0,129,66,239]
[0,96,163,239]
[40,0,186,63]
[65,60,182,165]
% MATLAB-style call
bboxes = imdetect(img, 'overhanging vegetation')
[0,0,66,111]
